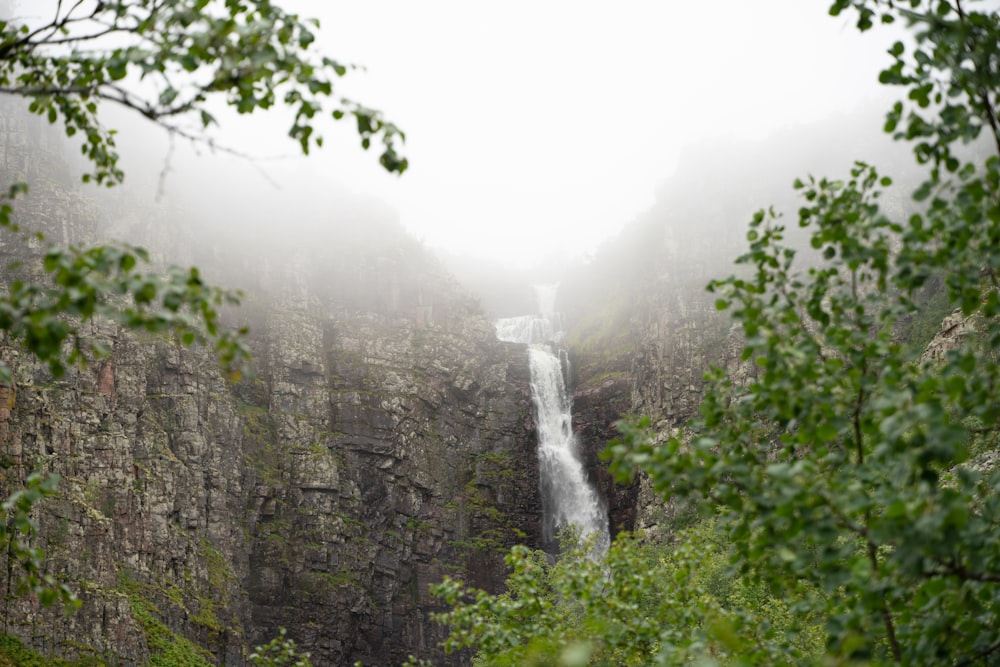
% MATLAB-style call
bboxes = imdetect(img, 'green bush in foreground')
[432,525,824,666]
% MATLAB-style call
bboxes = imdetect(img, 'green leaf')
[107,58,127,81]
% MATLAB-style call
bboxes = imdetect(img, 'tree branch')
[26,26,124,48]
[954,637,1000,667]
[928,559,1000,583]
[0,85,94,97]
[955,0,1000,158]
[867,537,902,661]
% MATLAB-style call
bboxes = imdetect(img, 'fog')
[294,0,900,268]
[14,0,914,287]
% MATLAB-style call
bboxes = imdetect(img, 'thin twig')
[928,559,1000,583]
[955,0,1000,158]
[953,637,1000,667]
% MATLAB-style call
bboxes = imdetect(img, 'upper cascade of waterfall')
[494,283,563,345]
[494,315,553,345]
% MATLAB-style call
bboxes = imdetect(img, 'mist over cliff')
[0,103,545,665]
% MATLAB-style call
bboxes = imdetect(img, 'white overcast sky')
[136,1,901,268]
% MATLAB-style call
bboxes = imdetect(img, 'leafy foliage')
[0,0,408,183]
[0,218,248,382]
[249,628,313,667]
[0,472,79,608]
[608,0,1000,664]
[432,527,825,666]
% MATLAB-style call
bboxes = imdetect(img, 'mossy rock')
[0,635,104,667]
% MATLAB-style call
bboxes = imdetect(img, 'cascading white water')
[494,316,553,346]
[496,285,610,555]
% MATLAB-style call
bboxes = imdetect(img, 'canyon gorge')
[0,98,939,665]
[0,104,730,666]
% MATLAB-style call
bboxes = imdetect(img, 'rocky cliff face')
[569,373,634,538]
[236,259,541,665]
[564,281,738,540]
[559,118,923,543]
[559,151,757,540]
[0,106,540,665]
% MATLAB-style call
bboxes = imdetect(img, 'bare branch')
[24,25,123,48]
[0,85,94,96]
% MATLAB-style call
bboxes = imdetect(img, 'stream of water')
[495,285,610,555]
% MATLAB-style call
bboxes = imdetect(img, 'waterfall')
[496,285,610,555]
